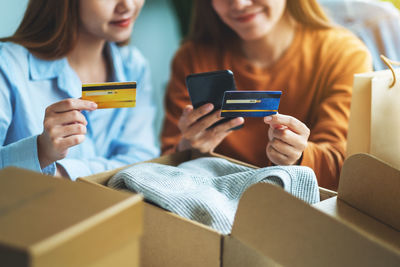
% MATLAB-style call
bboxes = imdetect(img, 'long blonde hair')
[189,0,331,45]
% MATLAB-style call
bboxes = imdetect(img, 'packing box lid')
[0,167,143,267]
[226,153,400,266]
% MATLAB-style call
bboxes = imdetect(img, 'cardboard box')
[0,167,143,267]
[224,153,400,266]
[78,150,346,267]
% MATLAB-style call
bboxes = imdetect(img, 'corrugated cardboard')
[78,150,350,267]
[225,153,400,266]
[0,167,143,267]
[79,151,400,266]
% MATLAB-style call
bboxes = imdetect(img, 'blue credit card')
[221,91,282,117]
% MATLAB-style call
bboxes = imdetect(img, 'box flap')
[230,183,400,266]
[338,153,400,231]
[0,167,141,249]
[314,197,400,252]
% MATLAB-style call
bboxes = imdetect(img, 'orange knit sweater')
[161,25,372,190]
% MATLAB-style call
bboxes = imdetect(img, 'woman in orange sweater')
[161,0,372,190]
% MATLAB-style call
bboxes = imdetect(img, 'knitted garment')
[107,157,320,234]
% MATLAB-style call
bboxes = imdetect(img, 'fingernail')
[205,104,213,112]
[183,107,190,115]
[264,116,272,122]
[91,102,98,109]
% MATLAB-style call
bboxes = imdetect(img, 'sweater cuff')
[300,142,316,169]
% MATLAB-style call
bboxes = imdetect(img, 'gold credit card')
[81,82,136,109]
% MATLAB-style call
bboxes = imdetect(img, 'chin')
[236,27,272,42]
[237,32,266,41]
[114,38,130,44]
[105,27,133,43]
[107,34,132,43]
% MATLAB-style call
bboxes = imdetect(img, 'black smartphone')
[186,70,243,130]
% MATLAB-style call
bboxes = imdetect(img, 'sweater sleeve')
[301,36,372,190]
[161,44,194,154]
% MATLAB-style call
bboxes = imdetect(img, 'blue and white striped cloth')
[107,157,320,234]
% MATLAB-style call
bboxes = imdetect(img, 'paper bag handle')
[380,55,400,88]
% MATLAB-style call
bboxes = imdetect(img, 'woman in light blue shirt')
[0,0,160,179]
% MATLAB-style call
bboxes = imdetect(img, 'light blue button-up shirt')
[0,41,160,180]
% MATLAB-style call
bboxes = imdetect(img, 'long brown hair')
[0,0,80,59]
[0,0,129,60]
[189,0,331,45]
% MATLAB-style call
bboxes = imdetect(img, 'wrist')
[37,134,53,168]
[177,138,191,152]
[294,153,304,165]
[55,163,69,178]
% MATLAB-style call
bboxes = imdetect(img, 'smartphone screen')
[186,70,243,130]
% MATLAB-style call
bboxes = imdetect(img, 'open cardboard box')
[79,149,367,267]
[0,167,143,267]
[79,151,400,266]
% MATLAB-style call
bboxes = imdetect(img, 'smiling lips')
[110,18,131,28]
[235,12,259,23]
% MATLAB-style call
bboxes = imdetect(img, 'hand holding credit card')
[81,81,136,109]
[221,91,281,117]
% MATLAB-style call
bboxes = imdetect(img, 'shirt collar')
[107,42,127,82]
[29,53,68,81]
[28,52,81,98]
[28,42,126,98]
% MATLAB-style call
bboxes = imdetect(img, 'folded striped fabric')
[107,157,319,234]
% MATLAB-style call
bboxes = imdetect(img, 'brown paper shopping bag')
[347,55,400,169]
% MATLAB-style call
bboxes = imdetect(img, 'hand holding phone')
[177,103,244,153]
[186,70,243,130]
[176,70,244,153]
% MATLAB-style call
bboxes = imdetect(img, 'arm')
[57,60,160,180]
[264,39,372,190]
[161,44,244,154]
[0,68,51,173]
[161,46,193,154]
[299,47,372,190]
